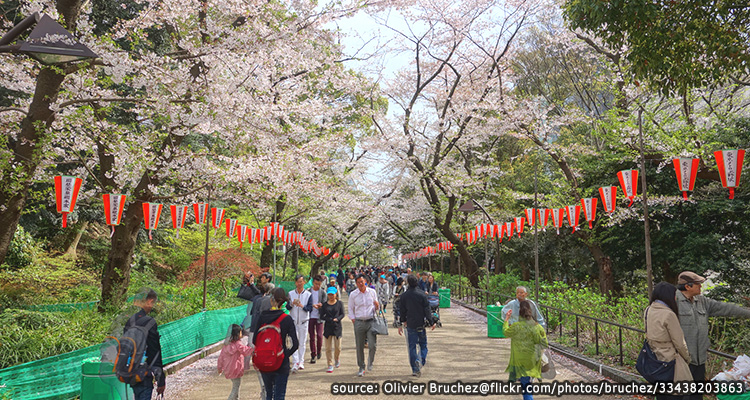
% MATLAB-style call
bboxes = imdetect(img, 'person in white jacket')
[286,275,312,373]
[376,275,391,314]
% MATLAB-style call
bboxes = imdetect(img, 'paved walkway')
[169,295,640,400]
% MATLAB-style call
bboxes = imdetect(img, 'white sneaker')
[357,369,365,377]
[291,366,298,374]
[335,360,340,368]
[299,364,305,370]
[326,366,334,373]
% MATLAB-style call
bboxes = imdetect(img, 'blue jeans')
[520,376,533,400]
[132,383,153,400]
[406,328,428,373]
[261,368,290,400]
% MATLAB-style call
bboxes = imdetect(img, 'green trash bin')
[487,305,504,338]
[438,288,451,308]
[81,360,134,400]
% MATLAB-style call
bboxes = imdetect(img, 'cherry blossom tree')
[363,0,538,286]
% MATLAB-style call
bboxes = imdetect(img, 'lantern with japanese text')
[538,209,550,232]
[581,198,597,229]
[505,221,514,240]
[170,205,188,239]
[193,203,208,224]
[142,202,163,240]
[237,225,247,248]
[672,158,700,199]
[514,217,525,237]
[102,194,126,236]
[551,208,565,235]
[617,169,639,207]
[565,205,581,233]
[54,176,82,228]
[211,208,225,234]
[226,218,238,238]
[714,149,745,199]
[599,186,617,213]
[525,208,535,227]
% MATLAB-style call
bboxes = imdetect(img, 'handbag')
[371,311,389,336]
[237,284,256,301]
[540,349,557,379]
[635,306,676,383]
[541,350,550,373]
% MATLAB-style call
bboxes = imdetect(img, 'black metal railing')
[442,281,737,367]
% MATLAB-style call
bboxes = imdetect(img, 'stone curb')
[164,341,224,376]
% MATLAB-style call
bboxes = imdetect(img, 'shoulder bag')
[635,306,676,383]
[371,310,389,336]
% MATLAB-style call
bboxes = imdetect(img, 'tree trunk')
[521,262,531,281]
[64,221,89,259]
[291,246,299,277]
[260,198,286,270]
[0,1,85,265]
[100,201,144,310]
[449,251,458,274]
[0,67,68,265]
[588,243,614,295]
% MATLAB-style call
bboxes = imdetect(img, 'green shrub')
[4,226,39,270]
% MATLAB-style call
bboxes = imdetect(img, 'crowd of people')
[117,268,750,400]
[226,265,437,399]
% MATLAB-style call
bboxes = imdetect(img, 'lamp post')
[458,199,495,302]
[0,13,98,64]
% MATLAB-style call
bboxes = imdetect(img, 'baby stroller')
[427,294,442,328]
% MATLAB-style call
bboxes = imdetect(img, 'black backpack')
[105,314,161,385]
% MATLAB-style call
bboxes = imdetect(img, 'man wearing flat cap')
[676,271,750,400]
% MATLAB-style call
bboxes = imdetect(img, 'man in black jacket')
[398,275,435,377]
[125,289,165,400]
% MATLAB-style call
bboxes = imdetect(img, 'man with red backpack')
[252,287,298,400]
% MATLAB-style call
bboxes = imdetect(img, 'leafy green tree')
[563,0,750,96]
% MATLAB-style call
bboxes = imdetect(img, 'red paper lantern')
[103,194,126,236]
[672,158,700,199]
[538,209,550,231]
[237,225,247,248]
[714,149,745,199]
[581,198,597,229]
[142,202,163,240]
[525,208,535,227]
[226,218,238,238]
[599,186,617,213]
[170,204,188,239]
[566,205,581,233]
[617,169,639,207]
[551,208,565,235]
[54,175,82,228]
[211,208,225,233]
[514,217,525,237]
[505,221,514,240]
[193,203,208,224]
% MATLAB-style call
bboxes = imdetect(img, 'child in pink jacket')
[217,324,254,400]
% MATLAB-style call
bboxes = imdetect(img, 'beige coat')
[644,302,692,383]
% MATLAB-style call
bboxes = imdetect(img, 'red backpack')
[252,314,288,372]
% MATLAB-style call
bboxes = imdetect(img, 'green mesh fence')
[23,301,99,313]
[0,305,247,400]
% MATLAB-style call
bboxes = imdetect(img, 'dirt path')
[165,295,641,400]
